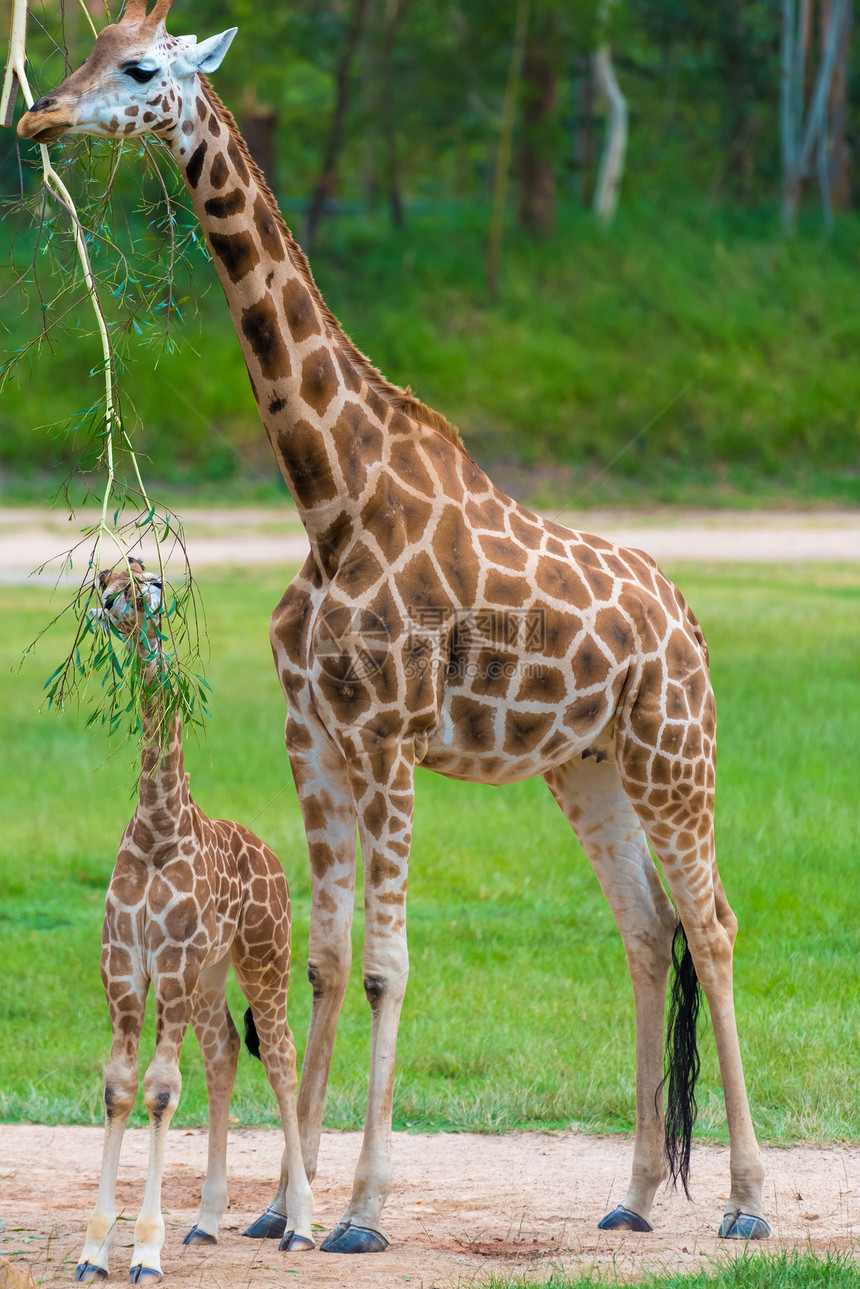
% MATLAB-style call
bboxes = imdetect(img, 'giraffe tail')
[243,1007,262,1061]
[663,921,702,1199]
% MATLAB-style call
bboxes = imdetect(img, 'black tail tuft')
[662,921,701,1199]
[243,1006,262,1061]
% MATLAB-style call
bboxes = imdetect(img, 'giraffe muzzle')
[17,98,76,143]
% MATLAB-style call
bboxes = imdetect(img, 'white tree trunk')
[781,0,848,232]
[592,43,627,226]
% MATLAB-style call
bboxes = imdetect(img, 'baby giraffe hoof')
[719,1212,772,1241]
[242,1209,287,1240]
[598,1206,653,1233]
[182,1227,217,1247]
[277,1231,315,1252]
[75,1264,108,1282]
[128,1266,163,1284]
[320,1221,390,1253]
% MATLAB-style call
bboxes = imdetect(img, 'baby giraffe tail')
[663,921,702,1198]
[243,1007,262,1061]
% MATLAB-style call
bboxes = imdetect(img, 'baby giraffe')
[76,558,314,1285]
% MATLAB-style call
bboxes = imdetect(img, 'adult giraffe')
[18,0,770,1253]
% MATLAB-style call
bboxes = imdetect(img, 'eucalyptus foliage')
[3,9,212,749]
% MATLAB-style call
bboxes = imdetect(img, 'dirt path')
[1,507,859,584]
[0,1126,856,1286]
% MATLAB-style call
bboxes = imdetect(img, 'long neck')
[136,706,190,844]
[134,636,191,844]
[170,81,376,549]
[168,79,463,566]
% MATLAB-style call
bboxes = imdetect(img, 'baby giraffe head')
[94,557,163,643]
[16,0,236,147]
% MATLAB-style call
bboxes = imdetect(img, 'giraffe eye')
[124,64,158,84]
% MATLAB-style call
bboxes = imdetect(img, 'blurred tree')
[518,1,560,236]
[379,0,412,228]
[822,0,853,209]
[631,0,781,199]
[592,0,627,225]
[306,0,370,246]
[487,0,530,298]
[240,91,278,190]
[781,0,850,231]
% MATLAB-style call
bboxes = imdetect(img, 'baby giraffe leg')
[130,990,194,1283]
[77,980,146,1282]
[183,954,240,1247]
[256,1008,315,1251]
[234,936,314,1253]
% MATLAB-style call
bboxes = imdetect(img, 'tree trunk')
[570,58,596,206]
[823,0,853,209]
[487,0,530,300]
[305,0,370,248]
[781,0,848,232]
[592,44,627,225]
[380,0,411,230]
[517,6,558,238]
[240,101,278,193]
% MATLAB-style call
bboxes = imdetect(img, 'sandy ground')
[1,507,860,584]
[0,1126,856,1286]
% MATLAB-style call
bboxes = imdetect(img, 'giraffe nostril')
[29,95,57,113]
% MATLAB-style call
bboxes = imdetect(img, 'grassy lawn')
[0,562,858,1139]
[483,1250,860,1287]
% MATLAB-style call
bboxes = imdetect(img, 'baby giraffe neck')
[136,698,190,848]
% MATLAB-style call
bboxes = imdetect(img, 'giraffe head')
[16,0,236,146]
[94,557,163,643]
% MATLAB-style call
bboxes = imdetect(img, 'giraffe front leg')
[544,753,676,1233]
[320,737,414,1255]
[244,718,357,1240]
[130,991,194,1283]
[290,720,358,1184]
[183,954,239,1248]
[77,948,147,1282]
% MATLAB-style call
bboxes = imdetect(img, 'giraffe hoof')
[277,1231,315,1252]
[598,1206,653,1233]
[320,1221,390,1253]
[182,1226,217,1247]
[128,1267,163,1284]
[242,1209,288,1240]
[718,1212,771,1240]
[75,1264,108,1282]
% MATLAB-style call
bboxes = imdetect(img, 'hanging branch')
[2,0,208,747]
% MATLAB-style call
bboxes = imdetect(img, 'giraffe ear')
[170,28,238,78]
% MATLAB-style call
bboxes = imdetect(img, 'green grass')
[481,1250,860,1287]
[0,563,858,1136]
[3,202,860,506]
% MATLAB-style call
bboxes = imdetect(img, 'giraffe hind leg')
[183,953,239,1248]
[544,750,676,1231]
[616,669,770,1238]
[233,909,315,1251]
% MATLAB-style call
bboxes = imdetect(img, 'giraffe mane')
[200,79,467,455]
